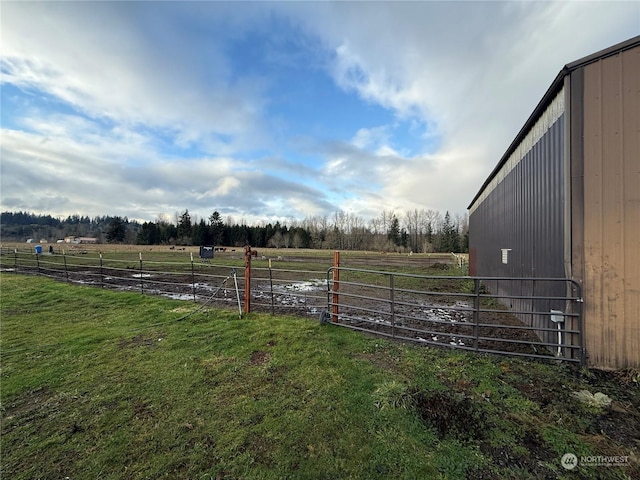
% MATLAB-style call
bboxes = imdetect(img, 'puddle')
[164,293,195,301]
[254,280,326,315]
[273,279,327,293]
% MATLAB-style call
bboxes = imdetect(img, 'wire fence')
[1,247,582,364]
[0,248,330,319]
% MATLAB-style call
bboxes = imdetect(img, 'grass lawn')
[1,274,638,479]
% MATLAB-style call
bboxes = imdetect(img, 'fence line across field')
[0,248,330,318]
[0,247,582,364]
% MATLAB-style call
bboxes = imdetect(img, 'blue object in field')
[35,245,43,254]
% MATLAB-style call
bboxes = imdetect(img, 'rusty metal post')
[332,251,340,323]
[244,245,257,314]
[244,245,251,314]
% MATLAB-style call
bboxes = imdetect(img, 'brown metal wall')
[578,45,640,369]
[469,38,639,368]
[469,117,567,346]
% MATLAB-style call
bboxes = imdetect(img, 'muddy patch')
[252,279,327,316]
[339,301,549,357]
[413,390,485,441]
[249,350,271,366]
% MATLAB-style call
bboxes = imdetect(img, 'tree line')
[0,212,141,244]
[1,209,468,253]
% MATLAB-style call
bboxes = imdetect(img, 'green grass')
[1,245,463,276]
[1,274,638,479]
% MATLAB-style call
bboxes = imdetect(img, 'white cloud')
[1,1,637,224]
[1,2,269,155]
[351,126,390,150]
[0,119,336,223]
[282,1,639,213]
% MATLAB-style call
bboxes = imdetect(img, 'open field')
[1,244,554,359]
[1,274,638,479]
[0,245,583,361]
[0,242,467,269]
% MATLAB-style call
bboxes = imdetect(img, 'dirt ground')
[2,248,568,361]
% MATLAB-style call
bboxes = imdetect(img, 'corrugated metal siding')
[581,45,640,369]
[469,115,566,346]
[470,92,565,214]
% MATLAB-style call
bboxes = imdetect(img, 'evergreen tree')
[137,221,161,245]
[192,218,211,246]
[462,229,469,253]
[209,211,224,245]
[400,228,409,248]
[387,215,400,246]
[106,217,126,243]
[177,210,192,244]
[438,211,461,253]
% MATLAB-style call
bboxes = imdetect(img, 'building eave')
[467,35,640,211]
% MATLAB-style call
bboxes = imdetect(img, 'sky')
[1,1,638,226]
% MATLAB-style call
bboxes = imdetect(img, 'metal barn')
[468,36,640,370]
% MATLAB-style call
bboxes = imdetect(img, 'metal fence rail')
[0,250,328,318]
[326,266,584,364]
[250,265,327,316]
[1,248,582,364]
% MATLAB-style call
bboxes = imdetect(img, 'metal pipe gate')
[326,266,584,364]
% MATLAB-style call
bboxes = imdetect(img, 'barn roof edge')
[467,35,640,211]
